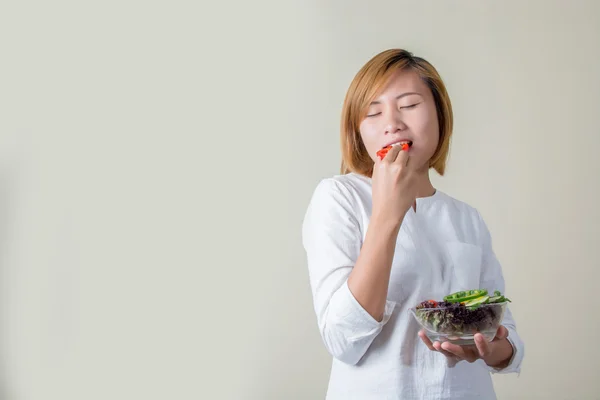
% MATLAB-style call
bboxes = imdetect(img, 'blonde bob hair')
[340,49,453,177]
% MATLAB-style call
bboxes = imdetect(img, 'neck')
[413,169,436,199]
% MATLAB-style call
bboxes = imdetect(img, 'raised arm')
[302,145,417,365]
[302,179,399,365]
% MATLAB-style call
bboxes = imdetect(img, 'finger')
[433,341,457,359]
[494,325,509,341]
[441,342,477,363]
[418,330,436,351]
[393,145,410,167]
[383,143,403,163]
[474,333,491,358]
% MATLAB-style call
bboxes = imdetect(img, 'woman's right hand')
[346,144,417,321]
[371,144,418,227]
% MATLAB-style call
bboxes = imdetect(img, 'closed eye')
[366,112,381,117]
[401,103,420,110]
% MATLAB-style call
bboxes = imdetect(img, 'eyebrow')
[369,92,422,105]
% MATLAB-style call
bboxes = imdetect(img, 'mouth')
[376,140,413,160]
[382,140,413,149]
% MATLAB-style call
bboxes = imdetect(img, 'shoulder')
[439,191,481,217]
[437,191,489,238]
[303,173,370,227]
[302,175,366,249]
[307,173,369,207]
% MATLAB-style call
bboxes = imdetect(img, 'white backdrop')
[1,1,599,399]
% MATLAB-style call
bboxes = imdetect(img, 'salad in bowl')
[409,289,511,345]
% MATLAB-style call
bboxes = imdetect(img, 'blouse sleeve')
[477,211,525,375]
[301,178,396,365]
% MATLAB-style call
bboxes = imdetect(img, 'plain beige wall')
[1,0,599,399]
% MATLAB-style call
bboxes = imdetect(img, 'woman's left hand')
[418,325,514,368]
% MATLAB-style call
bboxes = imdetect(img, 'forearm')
[347,213,402,321]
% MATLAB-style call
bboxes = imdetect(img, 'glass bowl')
[409,302,507,345]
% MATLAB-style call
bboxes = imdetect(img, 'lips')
[376,141,413,160]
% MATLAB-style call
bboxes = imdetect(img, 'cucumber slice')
[443,289,488,303]
[464,295,489,308]
[488,295,512,303]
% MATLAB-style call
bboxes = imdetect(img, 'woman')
[302,49,524,399]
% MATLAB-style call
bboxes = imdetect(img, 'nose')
[383,111,406,134]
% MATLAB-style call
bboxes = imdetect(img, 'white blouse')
[302,172,524,400]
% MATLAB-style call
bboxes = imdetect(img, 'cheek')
[426,115,440,148]
[413,109,439,146]
[359,121,378,153]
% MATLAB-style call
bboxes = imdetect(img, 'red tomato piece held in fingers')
[376,142,411,160]
[376,145,392,160]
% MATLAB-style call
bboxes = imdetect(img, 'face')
[359,68,440,171]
